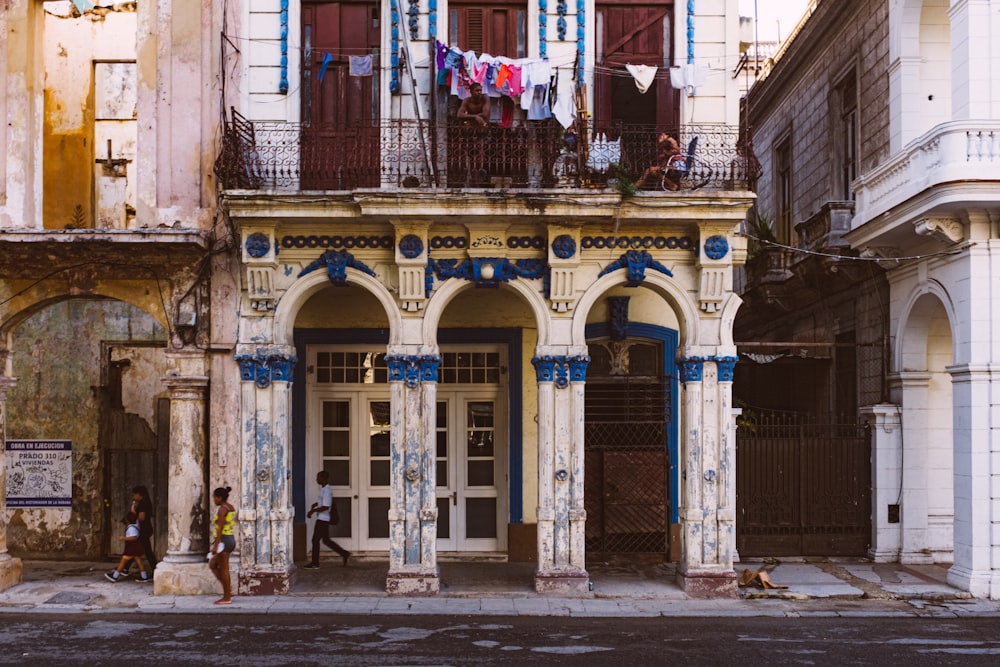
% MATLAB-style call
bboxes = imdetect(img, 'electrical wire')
[738,231,971,263]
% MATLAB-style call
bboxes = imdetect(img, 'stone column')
[676,356,738,598]
[861,404,902,562]
[893,372,933,564]
[533,353,590,595]
[234,346,297,595]
[153,349,211,595]
[385,353,440,595]
[946,364,997,599]
[0,376,24,591]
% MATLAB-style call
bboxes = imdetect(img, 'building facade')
[2,0,754,598]
[741,0,1000,599]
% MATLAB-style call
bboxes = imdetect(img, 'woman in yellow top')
[209,486,236,605]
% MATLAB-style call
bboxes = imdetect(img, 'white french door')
[434,393,505,551]
[307,345,507,553]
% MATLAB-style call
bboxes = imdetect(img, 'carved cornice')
[598,250,673,287]
[913,217,964,244]
[298,250,377,286]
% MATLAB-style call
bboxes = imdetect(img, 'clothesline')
[225,32,750,71]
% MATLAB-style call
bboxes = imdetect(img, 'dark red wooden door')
[595,2,679,132]
[301,1,380,188]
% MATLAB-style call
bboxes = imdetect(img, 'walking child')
[104,513,151,583]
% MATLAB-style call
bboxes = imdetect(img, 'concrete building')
[740,0,1000,599]
[2,0,754,598]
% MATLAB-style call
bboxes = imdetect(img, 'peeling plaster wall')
[42,3,137,229]
[7,299,164,558]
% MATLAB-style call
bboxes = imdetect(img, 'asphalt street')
[2,613,1000,666]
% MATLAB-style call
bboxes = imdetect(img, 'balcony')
[215,112,750,193]
[740,202,869,319]
[853,121,1000,232]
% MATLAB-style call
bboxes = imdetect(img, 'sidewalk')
[1,558,998,618]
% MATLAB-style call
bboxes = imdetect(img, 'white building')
[742,0,1000,599]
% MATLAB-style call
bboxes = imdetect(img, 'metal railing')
[215,110,751,192]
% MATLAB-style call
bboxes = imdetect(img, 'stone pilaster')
[385,353,440,595]
[946,364,996,599]
[0,376,24,592]
[153,349,212,595]
[234,346,297,595]
[891,372,935,565]
[861,404,902,562]
[677,356,738,598]
[532,352,590,595]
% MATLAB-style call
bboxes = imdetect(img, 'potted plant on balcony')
[607,163,637,197]
[744,212,792,284]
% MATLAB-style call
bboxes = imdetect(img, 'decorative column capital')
[715,356,738,382]
[235,352,297,388]
[679,356,704,383]
[532,355,590,388]
[386,354,441,388]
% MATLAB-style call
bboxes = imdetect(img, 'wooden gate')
[736,417,871,556]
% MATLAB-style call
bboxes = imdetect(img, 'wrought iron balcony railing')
[215,110,751,193]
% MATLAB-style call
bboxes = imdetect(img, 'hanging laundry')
[520,60,554,116]
[436,41,450,69]
[625,64,658,94]
[318,53,333,83]
[552,71,576,129]
[506,64,524,97]
[669,64,710,94]
[349,55,373,77]
[499,97,515,128]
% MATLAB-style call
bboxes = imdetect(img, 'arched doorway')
[291,283,531,561]
[584,319,679,561]
[897,292,954,563]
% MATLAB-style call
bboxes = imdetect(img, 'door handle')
[451,492,457,506]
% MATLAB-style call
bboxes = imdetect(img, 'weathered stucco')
[42,4,138,229]
[6,299,164,558]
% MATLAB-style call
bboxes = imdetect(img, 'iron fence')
[215,109,750,192]
[736,414,871,557]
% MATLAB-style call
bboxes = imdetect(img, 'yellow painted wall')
[42,6,137,229]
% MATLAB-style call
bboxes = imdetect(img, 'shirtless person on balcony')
[456,83,491,184]
[458,83,491,126]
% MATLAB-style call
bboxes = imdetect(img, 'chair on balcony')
[661,136,712,191]
[215,107,263,189]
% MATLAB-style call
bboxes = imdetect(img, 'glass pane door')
[461,399,499,547]
[319,399,354,545]
[364,400,391,549]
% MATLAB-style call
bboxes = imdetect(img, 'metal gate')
[736,417,871,556]
[584,379,669,556]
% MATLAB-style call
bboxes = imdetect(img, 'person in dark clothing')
[130,485,156,574]
[305,470,350,569]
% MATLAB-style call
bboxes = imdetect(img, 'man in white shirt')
[305,470,351,569]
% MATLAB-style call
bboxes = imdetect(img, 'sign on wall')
[5,440,73,508]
